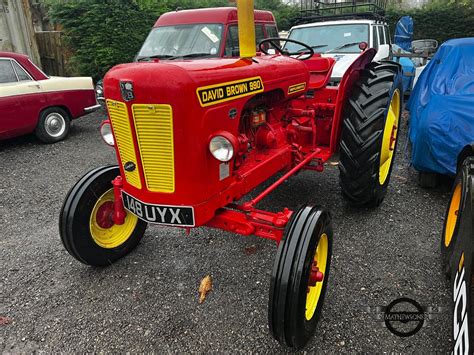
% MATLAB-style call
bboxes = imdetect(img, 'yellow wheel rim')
[379,89,401,185]
[90,188,138,249]
[305,233,328,321]
[445,183,462,248]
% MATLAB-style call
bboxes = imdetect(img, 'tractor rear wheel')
[59,165,147,266]
[339,61,403,207]
[269,206,332,349]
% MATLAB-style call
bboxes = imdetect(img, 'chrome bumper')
[84,104,102,113]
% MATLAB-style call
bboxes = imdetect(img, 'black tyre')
[59,165,147,266]
[269,206,333,349]
[35,107,71,143]
[339,61,403,207]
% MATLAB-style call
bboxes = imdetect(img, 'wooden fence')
[35,31,71,76]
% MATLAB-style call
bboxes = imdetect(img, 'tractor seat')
[303,57,336,89]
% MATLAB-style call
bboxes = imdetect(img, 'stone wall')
[0,0,40,65]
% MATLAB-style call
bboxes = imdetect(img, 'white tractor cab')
[285,0,391,84]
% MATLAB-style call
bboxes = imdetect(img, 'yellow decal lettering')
[288,82,307,95]
[197,76,264,107]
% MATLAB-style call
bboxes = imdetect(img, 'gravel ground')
[0,110,453,352]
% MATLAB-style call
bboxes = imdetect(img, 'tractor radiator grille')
[132,104,175,193]
[106,99,142,189]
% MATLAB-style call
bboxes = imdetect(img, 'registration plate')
[122,192,195,227]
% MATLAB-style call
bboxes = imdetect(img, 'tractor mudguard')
[330,48,378,151]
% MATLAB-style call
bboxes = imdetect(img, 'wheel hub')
[95,201,115,228]
[379,89,401,185]
[305,233,329,321]
[89,188,139,249]
[308,260,324,288]
[45,113,66,137]
[389,124,398,151]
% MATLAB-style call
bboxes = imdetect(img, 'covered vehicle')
[392,44,415,94]
[408,38,474,176]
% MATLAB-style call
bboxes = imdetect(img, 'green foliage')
[48,0,156,80]
[386,2,474,44]
[254,0,299,30]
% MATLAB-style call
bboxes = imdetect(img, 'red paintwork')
[0,52,97,140]
[112,176,127,225]
[0,51,48,81]
[104,49,376,241]
[155,7,275,27]
[96,202,115,229]
[206,206,293,243]
[153,8,277,58]
[308,261,324,286]
[304,57,336,89]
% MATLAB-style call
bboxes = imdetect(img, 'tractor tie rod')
[243,149,321,210]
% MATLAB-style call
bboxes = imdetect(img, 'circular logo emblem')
[384,297,425,337]
[124,162,136,172]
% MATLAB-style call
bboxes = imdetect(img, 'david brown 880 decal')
[196,76,264,107]
[122,191,195,227]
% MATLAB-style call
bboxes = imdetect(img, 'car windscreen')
[136,23,223,60]
[286,24,369,54]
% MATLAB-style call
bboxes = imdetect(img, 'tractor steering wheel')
[258,38,314,60]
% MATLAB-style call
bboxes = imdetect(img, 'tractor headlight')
[209,135,234,162]
[100,121,115,146]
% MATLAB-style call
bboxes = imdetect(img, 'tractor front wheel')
[269,206,333,349]
[59,165,147,266]
[339,61,403,207]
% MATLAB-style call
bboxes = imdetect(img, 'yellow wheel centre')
[445,183,462,248]
[379,89,401,185]
[305,233,328,321]
[90,188,138,249]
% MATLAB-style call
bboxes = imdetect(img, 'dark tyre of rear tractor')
[339,61,403,207]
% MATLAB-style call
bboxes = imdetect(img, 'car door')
[11,60,47,130]
[0,58,45,138]
[223,24,269,57]
[0,59,22,137]
[373,26,390,61]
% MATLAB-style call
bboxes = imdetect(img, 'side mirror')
[359,42,368,51]
[374,44,390,61]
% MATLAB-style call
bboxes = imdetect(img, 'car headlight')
[100,121,115,146]
[209,135,234,162]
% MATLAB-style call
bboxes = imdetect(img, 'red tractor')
[59,2,402,349]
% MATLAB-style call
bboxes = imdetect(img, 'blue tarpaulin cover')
[394,16,414,51]
[408,38,474,175]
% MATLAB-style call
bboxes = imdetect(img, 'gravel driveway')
[0,110,453,352]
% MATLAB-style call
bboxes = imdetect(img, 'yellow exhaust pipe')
[237,0,256,58]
